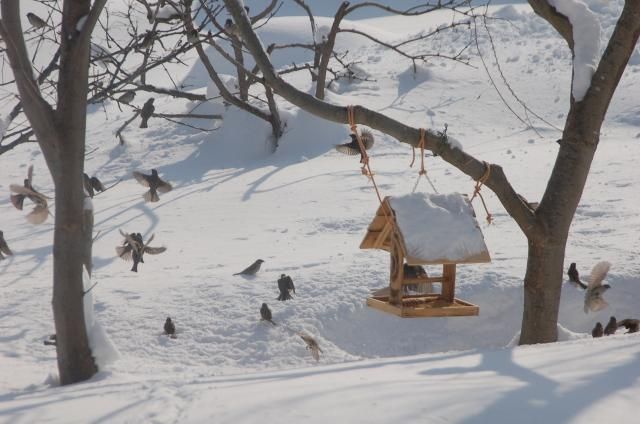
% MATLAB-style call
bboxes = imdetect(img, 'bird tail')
[269,319,277,326]
[143,189,159,202]
[131,261,139,272]
[360,129,374,149]
[140,118,148,128]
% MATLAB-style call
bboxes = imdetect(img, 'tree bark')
[315,2,348,99]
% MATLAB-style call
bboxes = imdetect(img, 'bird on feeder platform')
[335,129,374,164]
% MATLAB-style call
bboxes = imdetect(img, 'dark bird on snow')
[10,165,50,224]
[233,259,264,276]
[27,12,48,29]
[132,169,172,202]
[83,173,105,198]
[567,262,587,290]
[116,230,166,272]
[139,97,155,128]
[164,317,176,337]
[260,303,276,325]
[299,333,323,361]
[335,129,375,164]
[617,319,639,334]
[591,322,603,338]
[117,91,136,104]
[584,261,611,313]
[0,230,13,260]
[277,274,295,301]
[604,316,617,336]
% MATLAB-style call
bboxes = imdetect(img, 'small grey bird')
[260,303,276,325]
[299,333,323,361]
[27,12,48,29]
[133,169,172,202]
[117,91,136,104]
[138,30,156,50]
[604,316,617,336]
[584,261,611,313]
[10,165,49,224]
[335,129,375,164]
[139,98,155,128]
[233,259,264,276]
[592,322,603,338]
[277,274,295,301]
[568,262,587,290]
[224,18,240,37]
[83,173,105,198]
[164,317,176,337]
[187,29,199,43]
[0,230,13,260]
[617,319,639,334]
[116,230,166,272]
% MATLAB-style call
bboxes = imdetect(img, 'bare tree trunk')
[231,37,249,101]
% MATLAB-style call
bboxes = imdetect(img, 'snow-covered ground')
[1,0,639,422]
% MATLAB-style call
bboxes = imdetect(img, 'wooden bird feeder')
[360,193,491,318]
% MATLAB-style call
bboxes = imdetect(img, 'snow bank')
[83,269,120,370]
[389,192,489,263]
[548,0,601,101]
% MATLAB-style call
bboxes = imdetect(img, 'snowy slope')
[1,0,639,422]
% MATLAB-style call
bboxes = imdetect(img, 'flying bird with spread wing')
[133,169,172,202]
[584,261,612,313]
[116,230,166,272]
[299,332,323,361]
[9,165,50,224]
[335,129,374,164]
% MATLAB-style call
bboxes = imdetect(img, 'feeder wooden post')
[389,231,404,305]
[442,264,456,303]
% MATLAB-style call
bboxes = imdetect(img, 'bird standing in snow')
[617,319,639,334]
[10,165,50,224]
[260,303,276,325]
[299,333,323,361]
[604,316,617,336]
[164,317,176,338]
[584,261,612,313]
[116,230,166,272]
[277,274,295,301]
[133,169,172,202]
[335,129,374,164]
[233,259,264,276]
[139,98,155,128]
[0,230,13,260]
[592,322,603,338]
[567,262,587,289]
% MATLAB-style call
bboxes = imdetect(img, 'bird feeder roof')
[360,192,491,265]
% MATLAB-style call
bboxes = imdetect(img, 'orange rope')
[347,106,385,205]
[412,129,438,194]
[470,161,493,224]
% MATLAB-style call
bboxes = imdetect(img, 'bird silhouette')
[617,319,639,334]
[299,333,323,361]
[132,169,172,202]
[260,303,276,325]
[277,274,295,301]
[584,261,611,313]
[117,91,135,104]
[591,322,603,338]
[138,30,156,50]
[567,262,587,289]
[0,230,13,260]
[9,165,49,224]
[224,18,241,37]
[604,316,617,336]
[139,98,155,128]
[164,317,176,338]
[335,129,374,164]
[27,12,48,29]
[116,230,166,272]
[83,173,105,198]
[233,259,264,276]
[187,29,199,43]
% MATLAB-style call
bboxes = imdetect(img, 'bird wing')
[156,179,173,193]
[143,233,155,249]
[116,245,133,261]
[144,246,166,255]
[132,171,150,187]
[10,194,25,210]
[10,184,50,202]
[286,276,295,293]
[26,205,49,224]
[91,177,105,192]
[335,143,360,156]
[587,261,611,289]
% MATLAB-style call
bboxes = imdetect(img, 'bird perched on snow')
[233,259,264,276]
[299,333,323,361]
[132,169,172,202]
[0,230,13,260]
[584,261,612,313]
[604,316,617,336]
[164,317,176,337]
[10,165,50,224]
[567,262,587,289]
[27,12,48,29]
[335,129,375,164]
[260,303,276,325]
[116,230,166,272]
[139,97,155,128]
[617,318,639,334]
[277,274,295,301]
[117,91,135,104]
[592,322,603,338]
[83,173,105,198]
